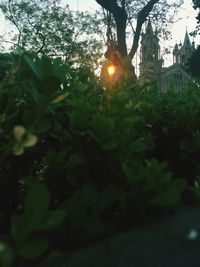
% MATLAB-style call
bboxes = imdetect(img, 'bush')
[0,53,199,266]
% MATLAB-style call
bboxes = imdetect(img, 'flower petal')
[13,144,24,156]
[23,134,37,147]
[13,126,26,142]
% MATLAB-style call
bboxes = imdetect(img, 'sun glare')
[107,65,116,77]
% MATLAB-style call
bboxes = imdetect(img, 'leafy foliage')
[0,52,19,80]
[193,0,200,26]
[0,53,199,266]
[187,45,200,77]
[0,0,102,69]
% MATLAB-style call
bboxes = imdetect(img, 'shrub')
[0,53,199,266]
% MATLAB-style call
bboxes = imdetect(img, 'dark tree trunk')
[96,0,159,60]
[113,7,127,57]
[96,0,160,79]
[96,0,128,57]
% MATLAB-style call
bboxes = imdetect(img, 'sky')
[64,0,199,66]
[0,0,198,67]
[64,0,99,12]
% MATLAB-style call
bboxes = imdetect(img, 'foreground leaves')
[0,54,199,267]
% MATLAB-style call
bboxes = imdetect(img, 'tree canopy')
[0,0,102,69]
[192,0,200,30]
[187,0,200,77]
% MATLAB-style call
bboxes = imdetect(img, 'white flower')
[13,126,37,156]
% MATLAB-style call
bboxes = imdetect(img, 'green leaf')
[18,237,48,260]
[171,178,187,192]
[90,115,114,142]
[97,185,121,213]
[11,214,29,244]
[22,80,41,103]
[36,209,66,230]
[24,184,50,229]
[52,58,69,80]
[40,56,54,75]
[149,189,181,207]
[122,163,143,184]
[65,184,98,227]
[24,55,44,80]
[40,75,61,95]
[70,102,92,131]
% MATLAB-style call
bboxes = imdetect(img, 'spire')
[146,20,153,34]
[183,30,192,48]
[173,43,179,64]
[173,43,179,53]
[192,40,195,48]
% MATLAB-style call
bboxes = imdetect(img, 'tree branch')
[95,0,119,14]
[96,0,128,56]
[122,0,126,9]
[129,0,159,60]
[7,0,22,46]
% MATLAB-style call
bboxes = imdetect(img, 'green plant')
[0,53,198,266]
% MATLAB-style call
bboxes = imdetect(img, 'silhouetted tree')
[96,0,183,76]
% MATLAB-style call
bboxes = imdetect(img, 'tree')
[187,0,200,77]
[193,0,200,26]
[187,46,200,77]
[95,0,183,76]
[0,0,102,69]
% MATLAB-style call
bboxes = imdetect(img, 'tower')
[179,30,195,68]
[172,30,195,69]
[139,25,195,91]
[139,21,163,85]
[173,43,179,64]
[161,30,195,92]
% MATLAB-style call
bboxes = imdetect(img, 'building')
[139,21,195,91]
